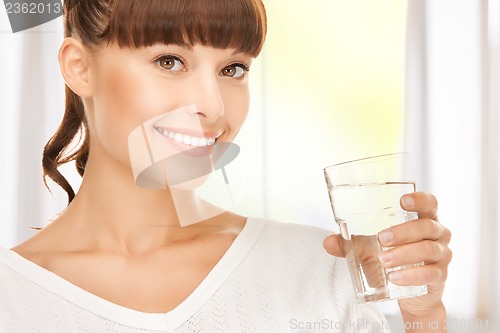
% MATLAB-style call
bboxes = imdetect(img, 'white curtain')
[0,15,67,248]
[406,0,499,322]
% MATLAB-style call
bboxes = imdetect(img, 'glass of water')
[323,153,428,303]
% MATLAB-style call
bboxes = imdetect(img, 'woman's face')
[86,43,253,172]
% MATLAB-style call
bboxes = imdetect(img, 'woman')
[0,0,451,331]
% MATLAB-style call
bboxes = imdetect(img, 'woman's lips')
[153,126,223,158]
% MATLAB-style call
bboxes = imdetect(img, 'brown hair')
[43,0,267,203]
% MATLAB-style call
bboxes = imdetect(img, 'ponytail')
[41,0,97,204]
[42,86,89,203]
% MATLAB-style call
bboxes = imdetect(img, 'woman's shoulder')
[0,246,50,302]
[7,231,59,272]
[0,245,49,281]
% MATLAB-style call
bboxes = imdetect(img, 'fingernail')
[378,252,393,264]
[402,195,415,209]
[378,230,393,245]
[389,272,402,283]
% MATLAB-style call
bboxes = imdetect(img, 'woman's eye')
[156,55,185,71]
[221,64,249,78]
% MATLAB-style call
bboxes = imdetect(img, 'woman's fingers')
[386,264,447,287]
[401,192,438,220]
[323,234,345,257]
[378,240,453,268]
[378,218,451,247]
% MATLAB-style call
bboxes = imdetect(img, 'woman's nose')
[190,73,225,122]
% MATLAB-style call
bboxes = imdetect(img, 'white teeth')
[199,138,208,147]
[155,127,217,147]
[191,137,200,146]
[174,133,183,143]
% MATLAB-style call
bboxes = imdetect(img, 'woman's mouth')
[154,127,220,148]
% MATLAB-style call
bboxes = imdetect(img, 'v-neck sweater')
[0,218,389,332]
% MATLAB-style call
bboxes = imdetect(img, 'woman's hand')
[323,192,452,331]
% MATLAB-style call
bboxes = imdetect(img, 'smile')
[154,127,219,147]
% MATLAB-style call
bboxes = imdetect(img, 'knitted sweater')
[0,218,390,332]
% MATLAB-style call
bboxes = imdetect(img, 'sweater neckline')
[0,217,266,332]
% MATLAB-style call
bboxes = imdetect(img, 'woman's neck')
[50,152,235,255]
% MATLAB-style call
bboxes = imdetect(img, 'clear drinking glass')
[323,153,428,303]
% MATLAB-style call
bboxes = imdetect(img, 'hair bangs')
[105,0,266,57]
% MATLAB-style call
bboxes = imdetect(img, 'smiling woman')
[45,0,266,202]
[0,0,452,332]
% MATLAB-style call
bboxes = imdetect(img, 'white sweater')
[0,218,390,332]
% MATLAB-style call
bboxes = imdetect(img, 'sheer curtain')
[405,0,499,323]
[0,14,67,248]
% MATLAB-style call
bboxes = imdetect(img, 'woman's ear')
[58,37,93,98]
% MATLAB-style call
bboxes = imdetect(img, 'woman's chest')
[31,239,235,313]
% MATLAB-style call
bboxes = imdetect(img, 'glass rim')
[323,152,410,171]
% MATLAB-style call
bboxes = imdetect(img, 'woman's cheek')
[223,86,250,134]
[91,70,155,166]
